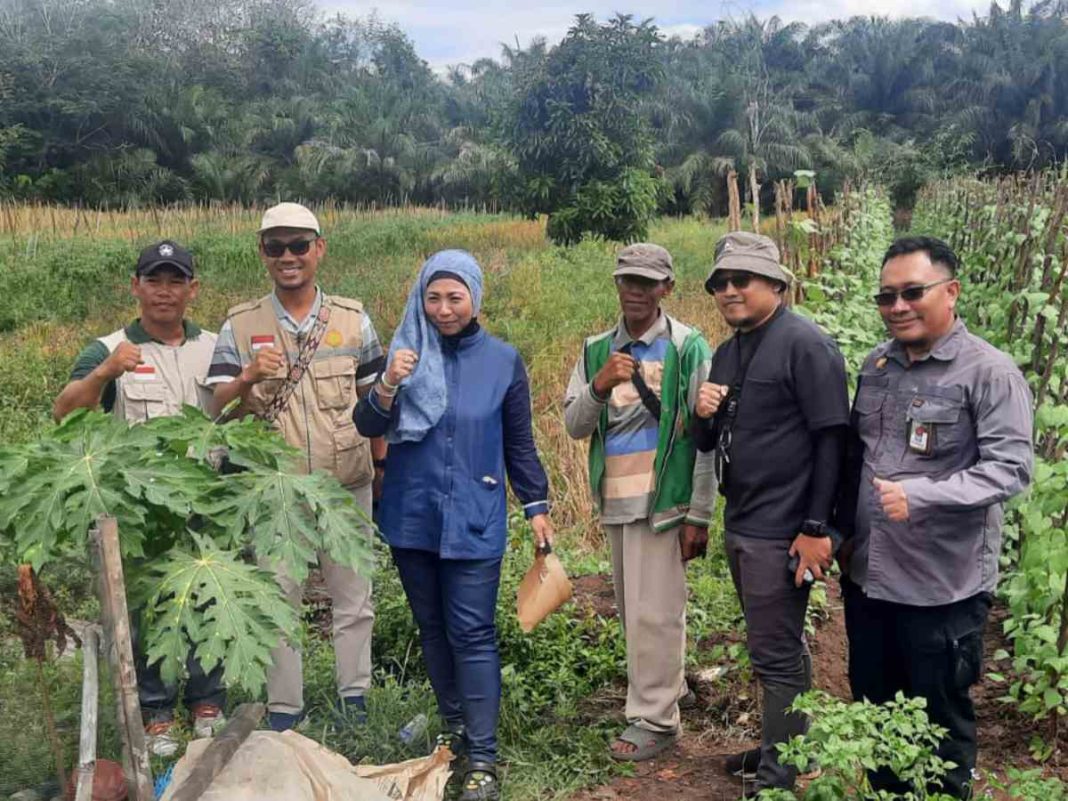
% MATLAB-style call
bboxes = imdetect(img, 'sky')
[319,0,997,69]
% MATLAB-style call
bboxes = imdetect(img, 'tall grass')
[0,205,730,534]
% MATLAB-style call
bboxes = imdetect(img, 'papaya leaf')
[135,534,298,694]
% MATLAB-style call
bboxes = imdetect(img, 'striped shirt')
[567,313,671,524]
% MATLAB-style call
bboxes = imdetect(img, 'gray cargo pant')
[725,532,812,791]
[264,482,375,715]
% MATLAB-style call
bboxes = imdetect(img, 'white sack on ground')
[161,730,452,801]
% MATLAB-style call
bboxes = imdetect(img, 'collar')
[126,319,202,345]
[271,287,323,335]
[887,316,965,365]
[736,303,786,338]
[613,309,669,349]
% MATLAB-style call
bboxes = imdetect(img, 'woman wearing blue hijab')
[355,250,553,801]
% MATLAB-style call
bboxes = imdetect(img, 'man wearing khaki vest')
[207,203,387,731]
[53,240,226,757]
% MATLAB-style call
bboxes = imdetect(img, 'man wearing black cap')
[693,232,850,797]
[53,239,225,756]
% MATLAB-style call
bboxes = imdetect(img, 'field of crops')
[1,176,1067,801]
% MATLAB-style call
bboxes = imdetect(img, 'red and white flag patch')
[251,335,276,352]
[132,364,157,382]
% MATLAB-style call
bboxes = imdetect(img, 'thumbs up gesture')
[873,477,909,522]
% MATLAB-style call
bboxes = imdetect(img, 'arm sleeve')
[205,319,241,384]
[502,353,550,518]
[806,425,847,522]
[69,340,116,413]
[792,334,851,432]
[900,370,1035,511]
[685,346,718,525]
[356,313,387,387]
[563,348,607,439]
[353,388,397,439]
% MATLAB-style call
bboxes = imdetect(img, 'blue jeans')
[391,547,502,764]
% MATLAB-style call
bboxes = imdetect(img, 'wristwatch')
[800,519,832,538]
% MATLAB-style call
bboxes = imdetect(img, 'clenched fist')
[241,347,286,384]
[873,477,909,522]
[96,341,143,381]
[696,382,729,419]
[385,349,419,386]
[592,352,637,397]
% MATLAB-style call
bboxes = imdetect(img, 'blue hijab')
[386,250,484,443]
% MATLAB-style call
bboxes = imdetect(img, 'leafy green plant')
[757,691,957,801]
[0,407,373,693]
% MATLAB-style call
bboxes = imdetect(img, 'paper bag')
[516,545,573,633]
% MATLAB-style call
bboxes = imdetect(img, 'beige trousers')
[606,520,687,733]
[265,482,375,715]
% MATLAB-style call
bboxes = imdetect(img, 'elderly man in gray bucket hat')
[693,232,850,797]
[564,243,716,762]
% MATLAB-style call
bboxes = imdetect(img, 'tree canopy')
[2,0,1068,228]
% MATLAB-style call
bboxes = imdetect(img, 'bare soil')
[568,578,1068,801]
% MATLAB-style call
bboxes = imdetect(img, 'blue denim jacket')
[354,327,550,559]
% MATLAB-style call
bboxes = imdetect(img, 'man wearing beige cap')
[564,243,715,761]
[693,232,849,797]
[207,202,387,731]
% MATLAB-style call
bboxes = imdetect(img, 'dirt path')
[569,579,1066,801]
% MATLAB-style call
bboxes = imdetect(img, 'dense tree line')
[1,0,1067,225]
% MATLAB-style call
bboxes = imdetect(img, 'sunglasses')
[873,279,954,307]
[262,237,317,258]
[708,273,753,293]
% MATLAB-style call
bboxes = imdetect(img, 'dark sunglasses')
[873,278,954,307]
[262,237,317,258]
[708,272,753,293]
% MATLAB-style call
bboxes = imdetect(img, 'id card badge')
[251,335,276,352]
[908,419,933,455]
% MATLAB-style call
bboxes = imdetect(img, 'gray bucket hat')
[705,232,793,293]
[613,243,675,282]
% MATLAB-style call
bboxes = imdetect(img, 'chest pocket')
[735,377,789,430]
[121,380,167,422]
[853,374,889,449]
[904,390,970,458]
[311,357,357,410]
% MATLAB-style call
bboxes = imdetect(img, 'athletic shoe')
[724,747,761,780]
[191,703,226,738]
[145,720,179,758]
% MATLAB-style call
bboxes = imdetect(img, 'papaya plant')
[0,406,374,693]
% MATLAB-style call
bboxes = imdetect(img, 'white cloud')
[318,0,998,66]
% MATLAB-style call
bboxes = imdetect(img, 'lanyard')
[714,317,774,482]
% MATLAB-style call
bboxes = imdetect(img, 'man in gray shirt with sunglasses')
[837,236,1034,799]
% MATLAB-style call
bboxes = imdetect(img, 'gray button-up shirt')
[845,318,1034,606]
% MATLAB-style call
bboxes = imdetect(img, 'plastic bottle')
[399,713,428,744]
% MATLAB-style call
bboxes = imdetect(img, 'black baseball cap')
[136,240,194,277]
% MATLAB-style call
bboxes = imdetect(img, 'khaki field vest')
[100,327,218,424]
[225,294,373,488]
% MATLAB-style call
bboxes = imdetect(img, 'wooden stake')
[165,703,265,801]
[93,516,154,801]
[75,625,101,801]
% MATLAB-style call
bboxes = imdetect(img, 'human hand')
[592,352,637,397]
[873,477,909,522]
[696,383,729,419]
[97,341,143,380]
[679,524,709,562]
[531,514,554,549]
[789,534,833,587]
[386,349,419,386]
[241,347,285,384]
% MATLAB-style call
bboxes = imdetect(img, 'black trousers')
[132,609,226,723]
[842,577,990,800]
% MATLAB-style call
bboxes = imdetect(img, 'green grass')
[0,208,740,799]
